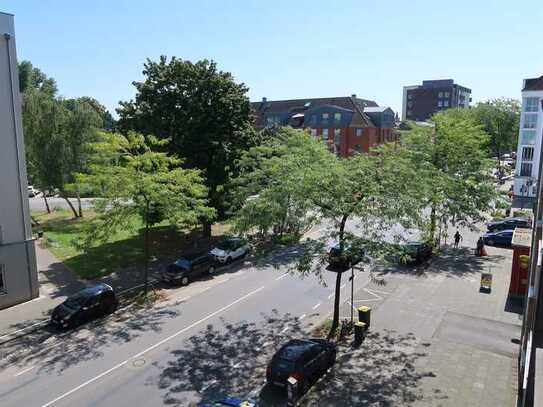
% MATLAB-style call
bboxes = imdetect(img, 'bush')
[513,210,532,218]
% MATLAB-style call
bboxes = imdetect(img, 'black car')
[51,283,118,329]
[328,242,365,270]
[487,217,531,232]
[399,241,433,265]
[162,252,216,286]
[483,229,514,247]
[266,339,336,393]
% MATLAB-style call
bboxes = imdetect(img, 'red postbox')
[509,228,532,300]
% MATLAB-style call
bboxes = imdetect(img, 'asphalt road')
[0,244,372,407]
[29,197,95,212]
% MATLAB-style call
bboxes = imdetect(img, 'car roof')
[180,252,211,261]
[76,283,113,297]
[277,339,319,361]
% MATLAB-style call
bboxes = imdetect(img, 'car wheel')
[180,276,190,286]
[208,265,215,275]
[487,239,494,246]
[106,301,117,314]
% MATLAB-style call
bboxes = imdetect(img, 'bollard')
[287,376,299,406]
[354,321,366,346]
[357,305,371,328]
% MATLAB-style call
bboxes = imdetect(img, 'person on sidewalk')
[454,231,462,249]
[476,237,485,256]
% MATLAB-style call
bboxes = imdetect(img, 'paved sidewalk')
[301,225,521,406]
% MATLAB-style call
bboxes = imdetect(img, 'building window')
[520,163,533,177]
[438,92,443,98]
[334,113,342,122]
[443,100,449,107]
[0,265,5,295]
[520,130,536,145]
[353,144,362,153]
[322,113,329,124]
[322,128,329,140]
[356,128,363,137]
[408,93,412,100]
[438,101,443,107]
[524,97,540,112]
[310,128,317,137]
[524,114,538,129]
[266,115,281,127]
[334,129,341,144]
[407,110,412,116]
[407,101,413,108]
[309,115,317,125]
[444,92,450,98]
[522,146,534,161]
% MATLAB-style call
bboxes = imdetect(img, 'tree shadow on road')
[0,300,179,374]
[156,310,307,406]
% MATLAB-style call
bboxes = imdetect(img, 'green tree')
[404,109,496,243]
[117,57,257,238]
[78,132,215,295]
[18,60,57,97]
[470,98,520,164]
[233,128,423,337]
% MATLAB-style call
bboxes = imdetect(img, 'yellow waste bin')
[357,306,371,328]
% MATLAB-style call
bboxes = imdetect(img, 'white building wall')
[514,88,543,201]
[0,12,39,309]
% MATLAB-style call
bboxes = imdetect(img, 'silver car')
[210,237,250,264]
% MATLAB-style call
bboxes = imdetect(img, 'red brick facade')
[312,127,396,157]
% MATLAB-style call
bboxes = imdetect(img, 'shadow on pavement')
[0,300,179,374]
[299,330,438,407]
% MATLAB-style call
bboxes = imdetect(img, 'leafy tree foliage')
[470,98,520,162]
[117,57,257,237]
[18,60,57,97]
[77,132,215,294]
[232,128,423,336]
[404,109,496,243]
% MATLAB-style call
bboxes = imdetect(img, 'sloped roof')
[364,106,391,113]
[251,96,377,127]
[523,75,543,91]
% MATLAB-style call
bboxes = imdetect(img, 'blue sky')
[3,1,542,116]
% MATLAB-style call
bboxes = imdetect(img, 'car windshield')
[174,258,191,269]
[64,293,88,310]
[217,240,239,250]
[278,340,313,361]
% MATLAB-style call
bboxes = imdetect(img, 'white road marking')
[312,302,321,310]
[232,361,242,369]
[340,283,346,289]
[14,365,36,377]
[200,379,218,392]
[280,326,289,334]
[0,320,48,341]
[364,288,383,301]
[328,293,334,299]
[367,288,391,295]
[275,273,288,281]
[41,285,265,407]
[299,314,306,320]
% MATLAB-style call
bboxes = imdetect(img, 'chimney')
[351,94,357,99]
[262,97,267,103]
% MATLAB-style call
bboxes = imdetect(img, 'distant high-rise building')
[0,12,39,309]
[402,79,472,122]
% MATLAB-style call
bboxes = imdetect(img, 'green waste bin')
[357,306,371,328]
[354,322,366,346]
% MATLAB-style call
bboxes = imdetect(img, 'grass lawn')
[32,209,231,280]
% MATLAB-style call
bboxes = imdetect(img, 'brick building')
[402,79,472,122]
[251,95,396,157]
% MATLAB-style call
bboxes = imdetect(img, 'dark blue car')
[199,397,256,407]
[483,229,514,247]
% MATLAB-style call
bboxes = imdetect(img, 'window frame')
[523,114,538,129]
[524,97,539,113]
[355,128,363,137]
[520,162,533,177]
[522,146,535,161]
[322,128,329,140]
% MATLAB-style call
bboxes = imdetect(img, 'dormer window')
[334,113,341,122]
[322,113,329,124]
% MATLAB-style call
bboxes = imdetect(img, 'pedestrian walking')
[454,230,462,249]
[476,237,485,256]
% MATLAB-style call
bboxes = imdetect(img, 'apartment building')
[513,75,543,208]
[0,12,39,309]
[402,79,472,122]
[251,95,397,157]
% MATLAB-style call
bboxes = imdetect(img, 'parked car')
[27,185,41,197]
[210,237,250,264]
[162,252,216,286]
[483,230,514,247]
[50,283,118,329]
[266,338,336,393]
[399,241,433,265]
[487,217,531,232]
[328,242,365,269]
[199,397,256,407]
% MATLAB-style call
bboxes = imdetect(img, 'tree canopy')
[117,56,257,236]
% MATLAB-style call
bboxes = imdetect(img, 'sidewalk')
[301,225,522,406]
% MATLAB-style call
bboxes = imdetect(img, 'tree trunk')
[144,206,150,297]
[76,190,83,218]
[328,214,349,339]
[62,195,79,218]
[429,203,437,244]
[202,221,212,240]
[43,194,51,214]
